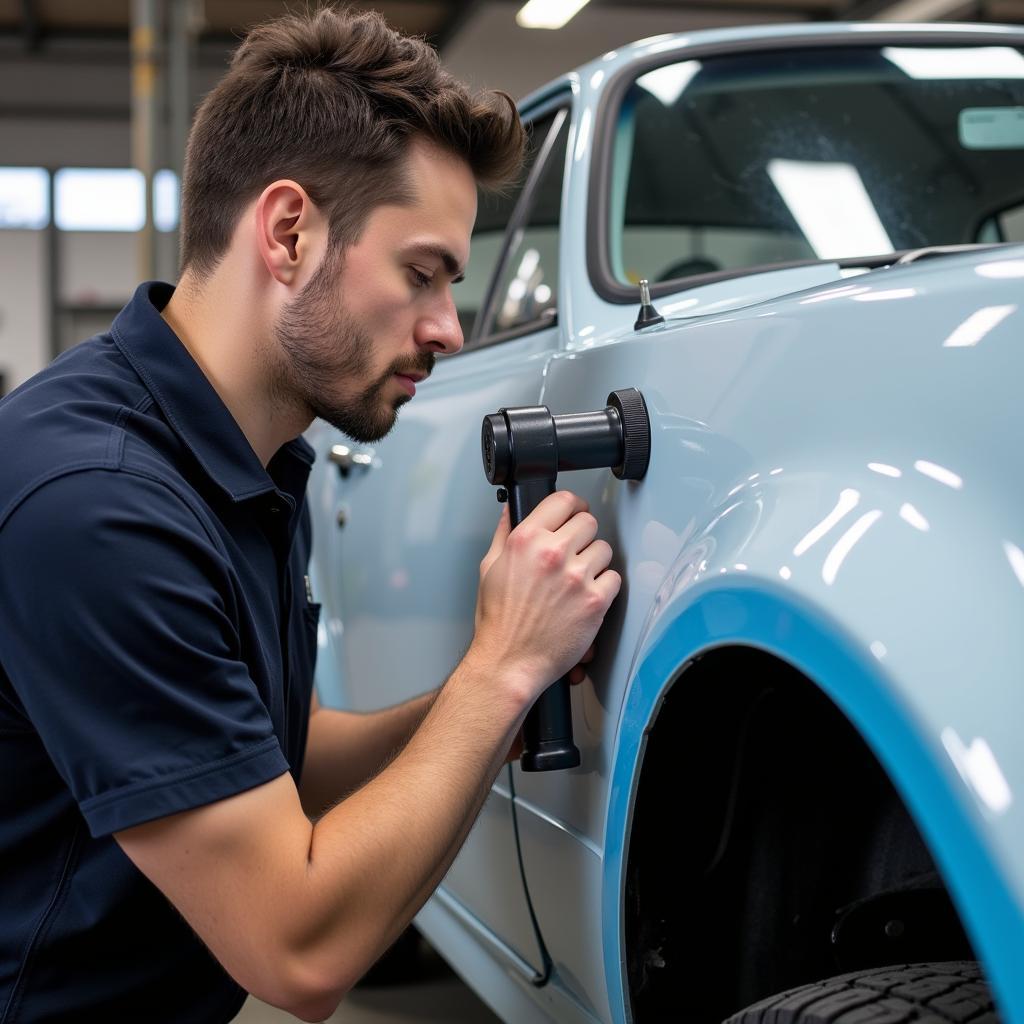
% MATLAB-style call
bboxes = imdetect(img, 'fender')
[603,572,1024,1023]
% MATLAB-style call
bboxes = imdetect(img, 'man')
[0,7,619,1022]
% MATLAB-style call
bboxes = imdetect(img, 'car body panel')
[515,250,1024,1020]
[306,22,1024,1023]
[502,246,1024,1020]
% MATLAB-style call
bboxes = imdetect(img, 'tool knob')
[607,388,651,481]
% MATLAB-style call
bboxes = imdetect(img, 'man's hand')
[472,491,620,705]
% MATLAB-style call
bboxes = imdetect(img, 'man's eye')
[410,268,432,289]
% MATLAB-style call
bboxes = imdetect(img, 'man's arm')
[300,652,595,817]
[299,688,438,818]
[117,652,524,1021]
[114,492,619,1021]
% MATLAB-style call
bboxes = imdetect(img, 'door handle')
[328,444,374,478]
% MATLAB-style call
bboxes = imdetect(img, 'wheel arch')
[601,586,1024,1023]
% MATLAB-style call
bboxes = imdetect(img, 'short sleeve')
[0,469,289,837]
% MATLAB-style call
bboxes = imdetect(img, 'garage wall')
[0,232,47,396]
[0,40,216,389]
[0,0,802,390]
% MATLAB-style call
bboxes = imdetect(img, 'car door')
[306,96,572,975]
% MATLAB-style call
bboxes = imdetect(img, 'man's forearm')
[299,688,438,817]
[292,650,530,1003]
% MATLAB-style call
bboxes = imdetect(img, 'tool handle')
[508,477,582,772]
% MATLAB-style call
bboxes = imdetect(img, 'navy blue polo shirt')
[0,282,320,1021]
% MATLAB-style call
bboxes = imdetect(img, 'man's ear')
[254,180,325,286]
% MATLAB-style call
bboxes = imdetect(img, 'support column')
[131,0,159,281]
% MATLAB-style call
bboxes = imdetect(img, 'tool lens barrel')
[482,413,511,484]
[553,410,622,472]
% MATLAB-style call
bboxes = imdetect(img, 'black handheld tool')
[480,388,651,772]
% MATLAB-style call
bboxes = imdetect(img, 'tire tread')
[724,963,997,1024]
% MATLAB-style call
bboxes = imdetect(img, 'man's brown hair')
[180,5,525,278]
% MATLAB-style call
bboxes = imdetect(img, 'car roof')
[517,20,1024,113]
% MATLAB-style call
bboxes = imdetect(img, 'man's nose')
[416,292,464,355]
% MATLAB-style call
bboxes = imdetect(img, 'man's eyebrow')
[404,243,465,283]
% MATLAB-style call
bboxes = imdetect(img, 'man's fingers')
[557,509,599,554]
[576,538,613,578]
[568,644,597,684]
[523,490,588,532]
[481,503,511,576]
[594,567,622,605]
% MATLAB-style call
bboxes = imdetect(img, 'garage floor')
[232,938,500,1024]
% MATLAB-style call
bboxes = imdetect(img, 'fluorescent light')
[851,288,917,302]
[942,304,1016,348]
[822,510,882,586]
[899,502,930,532]
[942,727,1013,815]
[875,0,981,20]
[1004,540,1024,589]
[799,284,869,304]
[794,488,860,557]
[636,61,701,106]
[882,46,1024,79]
[574,107,592,162]
[977,260,1024,278]
[516,0,591,29]
[915,459,963,490]
[767,159,893,260]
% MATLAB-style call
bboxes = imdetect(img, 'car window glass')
[456,112,559,342]
[998,201,1024,241]
[610,46,1024,288]
[481,110,568,339]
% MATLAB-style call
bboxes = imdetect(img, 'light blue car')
[306,21,1024,1024]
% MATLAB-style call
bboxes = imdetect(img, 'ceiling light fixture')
[873,0,978,20]
[516,0,592,30]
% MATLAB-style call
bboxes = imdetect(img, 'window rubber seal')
[586,26,1024,306]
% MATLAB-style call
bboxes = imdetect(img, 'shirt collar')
[110,281,315,503]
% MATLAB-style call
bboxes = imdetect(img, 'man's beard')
[272,251,434,444]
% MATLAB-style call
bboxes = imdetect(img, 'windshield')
[610,44,1024,287]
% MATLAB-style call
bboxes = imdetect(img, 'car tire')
[723,962,999,1023]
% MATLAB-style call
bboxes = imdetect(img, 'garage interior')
[5,0,1024,398]
[0,1,1018,1021]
